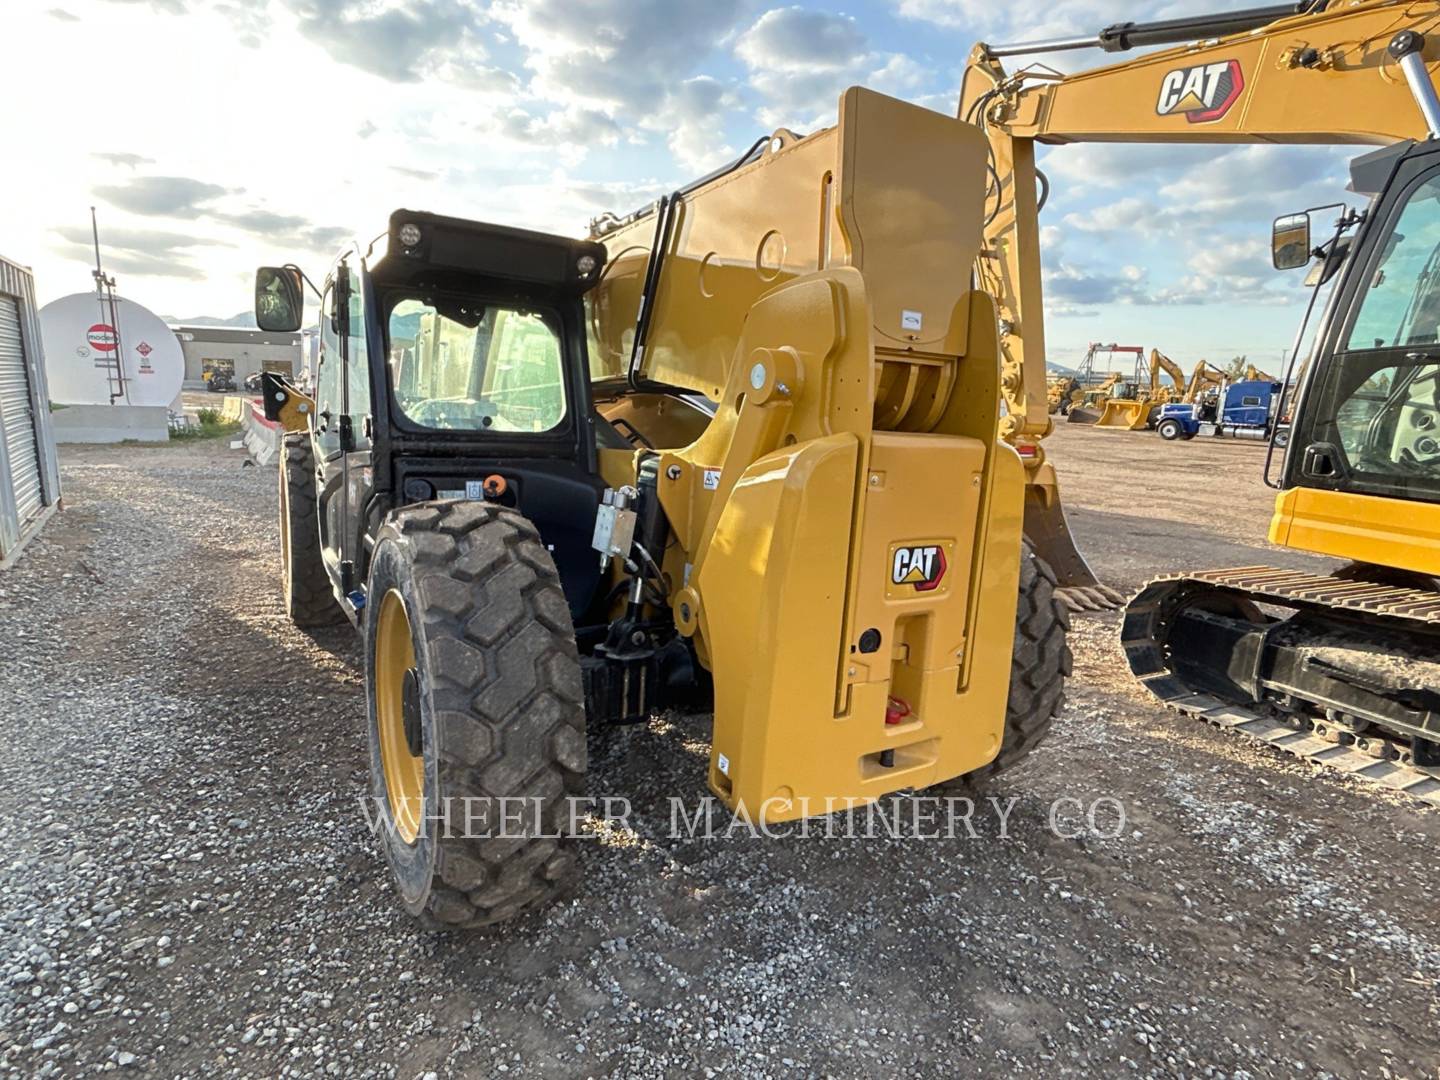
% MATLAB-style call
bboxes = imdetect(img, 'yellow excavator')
[1185,360,1229,403]
[964,0,1440,802]
[1094,348,1188,430]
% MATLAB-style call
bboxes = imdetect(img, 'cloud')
[100,0,189,12]
[357,121,378,139]
[493,0,746,170]
[93,175,230,218]
[51,224,221,280]
[389,166,439,181]
[288,0,516,90]
[734,7,929,130]
[1044,259,1150,315]
[735,7,868,70]
[216,208,350,253]
[48,8,80,21]
[92,152,157,170]
[94,170,348,255]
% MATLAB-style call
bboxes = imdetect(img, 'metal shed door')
[0,296,43,527]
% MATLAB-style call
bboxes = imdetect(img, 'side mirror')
[255,266,304,332]
[1271,213,1311,270]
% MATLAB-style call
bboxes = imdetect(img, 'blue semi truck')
[1155,379,1287,443]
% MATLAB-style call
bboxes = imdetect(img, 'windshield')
[1345,173,1440,350]
[1298,171,1440,502]
[386,296,567,433]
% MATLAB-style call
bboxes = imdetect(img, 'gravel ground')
[0,428,1437,1078]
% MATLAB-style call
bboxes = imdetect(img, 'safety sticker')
[702,468,722,490]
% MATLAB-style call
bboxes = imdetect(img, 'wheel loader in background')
[252,88,1072,928]
[1093,348,1188,430]
[1063,342,1144,424]
[965,0,1440,802]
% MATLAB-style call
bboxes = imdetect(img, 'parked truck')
[1154,379,1284,442]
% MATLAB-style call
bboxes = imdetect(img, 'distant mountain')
[162,311,258,329]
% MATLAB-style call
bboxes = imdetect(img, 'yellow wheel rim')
[278,468,291,590]
[375,588,425,844]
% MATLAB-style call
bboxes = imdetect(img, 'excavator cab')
[1277,140,1440,516]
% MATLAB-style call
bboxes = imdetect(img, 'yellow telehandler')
[964,0,1440,802]
[251,88,1073,928]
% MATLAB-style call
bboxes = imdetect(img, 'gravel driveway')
[0,431,1436,1078]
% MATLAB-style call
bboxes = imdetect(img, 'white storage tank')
[38,291,184,407]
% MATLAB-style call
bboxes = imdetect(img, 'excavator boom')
[962,0,1436,447]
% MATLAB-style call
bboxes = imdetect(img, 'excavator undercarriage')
[1124,566,1440,804]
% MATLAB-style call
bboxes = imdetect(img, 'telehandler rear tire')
[279,433,344,628]
[928,541,1071,793]
[364,500,586,929]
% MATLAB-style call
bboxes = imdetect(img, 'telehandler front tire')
[364,501,586,929]
[279,433,344,628]
[928,541,1071,793]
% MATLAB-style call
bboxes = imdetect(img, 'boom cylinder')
[983,2,1313,57]
[1391,31,1440,139]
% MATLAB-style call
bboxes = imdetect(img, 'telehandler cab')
[254,88,1070,928]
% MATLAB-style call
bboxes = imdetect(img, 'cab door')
[312,256,376,599]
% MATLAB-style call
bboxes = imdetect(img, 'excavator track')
[1122,566,1440,807]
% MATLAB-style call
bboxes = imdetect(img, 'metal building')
[171,325,303,389]
[0,255,60,567]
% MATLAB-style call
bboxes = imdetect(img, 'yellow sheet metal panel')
[1270,486,1440,575]
[836,87,986,355]
[842,433,986,701]
[590,87,988,401]
[697,433,859,818]
[659,263,1023,819]
[590,131,836,399]
[698,434,1024,821]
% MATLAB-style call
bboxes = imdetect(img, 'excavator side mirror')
[255,266,304,332]
[1271,213,1311,271]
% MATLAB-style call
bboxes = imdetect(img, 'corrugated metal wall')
[0,255,61,566]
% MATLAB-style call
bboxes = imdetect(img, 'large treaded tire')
[364,500,586,929]
[279,433,344,627]
[930,541,1072,793]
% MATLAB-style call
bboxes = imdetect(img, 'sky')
[0,0,1371,368]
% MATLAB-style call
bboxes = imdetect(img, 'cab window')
[316,284,341,458]
[386,297,567,433]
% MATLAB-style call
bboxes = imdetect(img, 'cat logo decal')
[891,545,947,592]
[1156,60,1244,123]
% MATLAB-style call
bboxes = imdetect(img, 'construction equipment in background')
[1184,360,1229,403]
[1155,378,1285,441]
[965,0,1440,802]
[1065,342,1144,424]
[1047,372,1080,413]
[1094,348,1187,430]
[252,88,1073,928]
